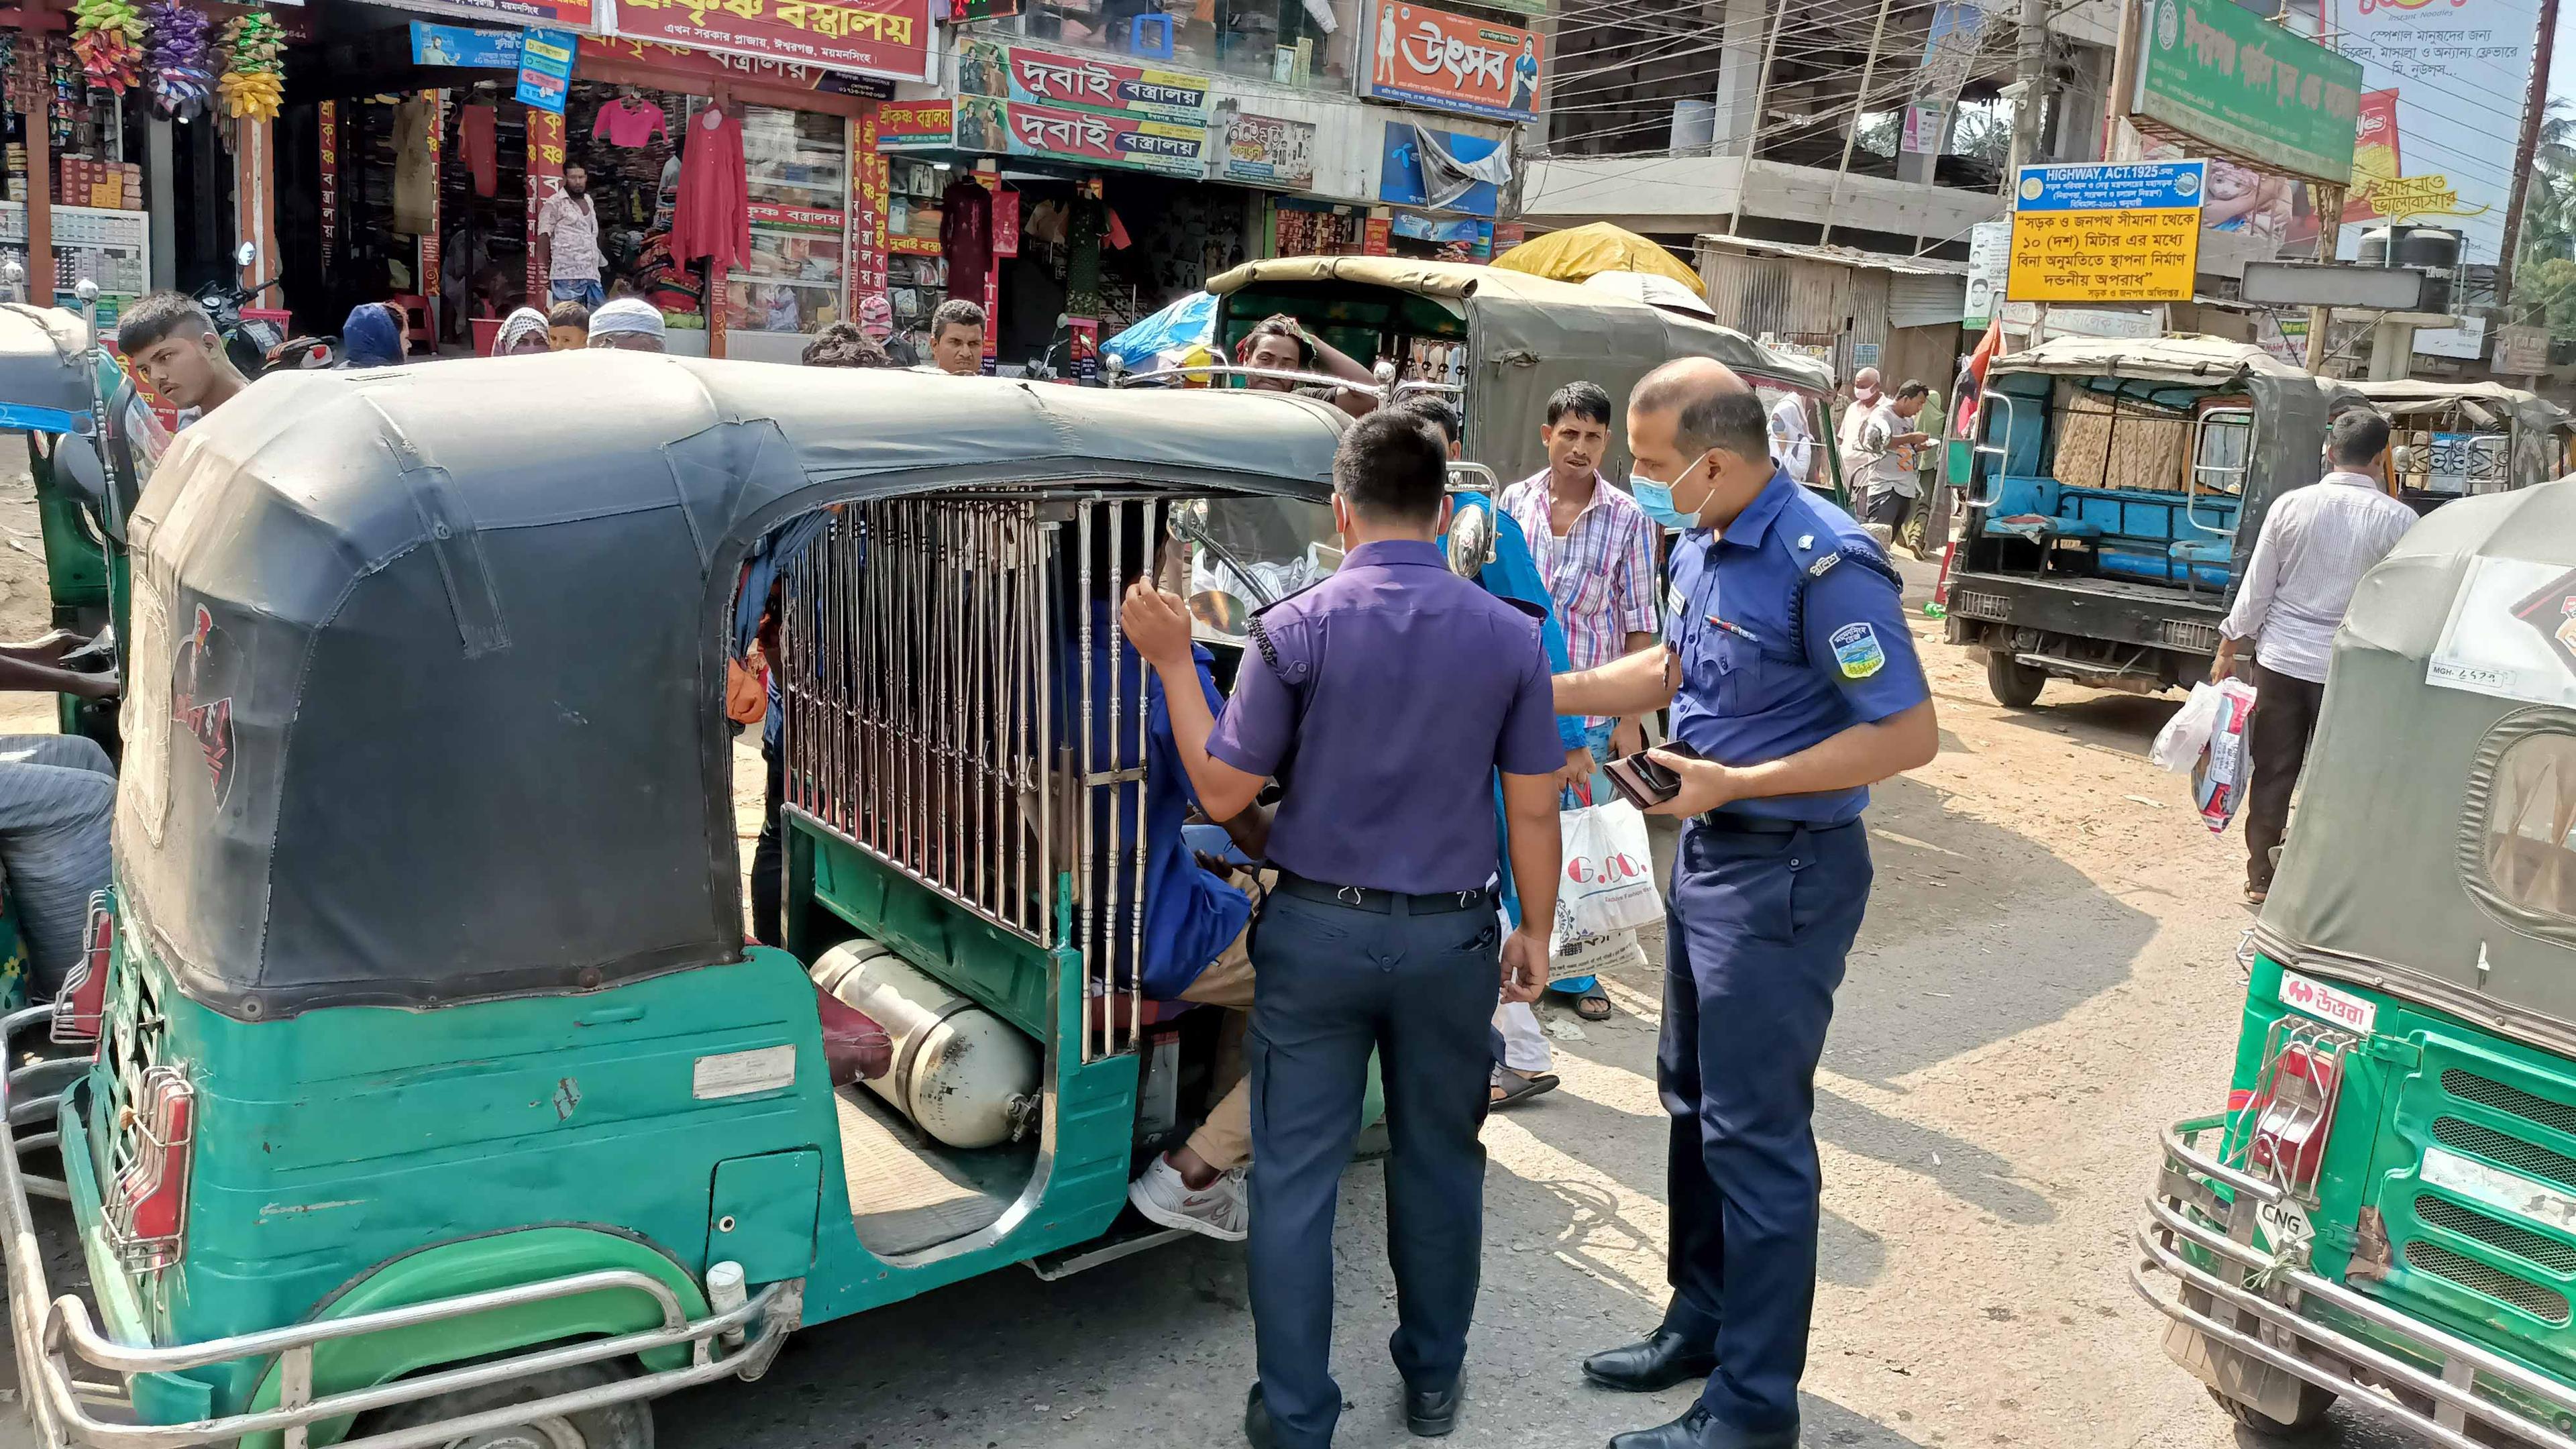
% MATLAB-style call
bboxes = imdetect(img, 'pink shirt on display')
[594,98,668,148]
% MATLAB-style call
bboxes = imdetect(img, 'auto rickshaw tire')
[2207,1381,2337,1437]
[1985,653,2046,709]
[350,1357,653,1449]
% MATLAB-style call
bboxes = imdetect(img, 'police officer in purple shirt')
[1122,411,1568,1449]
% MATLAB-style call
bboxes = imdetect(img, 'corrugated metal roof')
[1692,234,1970,278]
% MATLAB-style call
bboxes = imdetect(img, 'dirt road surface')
[0,539,2414,1449]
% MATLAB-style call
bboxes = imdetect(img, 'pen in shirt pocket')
[1707,614,1764,646]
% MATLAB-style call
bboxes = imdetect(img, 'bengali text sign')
[2006,162,2204,303]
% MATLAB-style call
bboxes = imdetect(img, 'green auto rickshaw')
[0,354,1358,1447]
[2136,474,2576,1442]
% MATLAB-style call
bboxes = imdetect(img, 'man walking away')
[1856,380,1933,533]
[1768,392,1814,484]
[1123,411,1564,1449]
[1499,380,1660,1022]
[1557,358,1936,1449]
[536,164,604,310]
[2214,407,2413,904]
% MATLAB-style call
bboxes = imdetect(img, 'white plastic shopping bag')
[2192,678,2259,833]
[1552,799,1664,951]
[1549,926,1650,985]
[2151,681,2227,774]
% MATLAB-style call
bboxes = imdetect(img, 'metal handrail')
[1108,363,1371,396]
[2184,406,2253,538]
[1446,462,1502,494]
[1964,391,2019,511]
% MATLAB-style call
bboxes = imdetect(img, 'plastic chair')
[1127,12,1174,56]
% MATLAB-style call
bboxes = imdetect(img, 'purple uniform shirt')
[1208,539,1565,894]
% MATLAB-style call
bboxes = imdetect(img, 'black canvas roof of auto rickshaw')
[0,305,97,428]
[115,354,1349,1021]
[2263,474,2576,1044]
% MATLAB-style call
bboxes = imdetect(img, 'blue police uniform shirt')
[1664,466,1929,825]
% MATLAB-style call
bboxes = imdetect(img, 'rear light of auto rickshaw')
[2244,1018,2353,1198]
[108,1065,195,1270]
[50,893,113,1049]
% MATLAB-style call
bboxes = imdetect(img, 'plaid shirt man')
[1499,469,1660,726]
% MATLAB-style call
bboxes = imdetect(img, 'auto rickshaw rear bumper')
[2135,1112,2576,1449]
[0,1002,804,1449]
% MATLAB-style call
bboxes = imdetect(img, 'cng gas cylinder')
[810,938,1041,1150]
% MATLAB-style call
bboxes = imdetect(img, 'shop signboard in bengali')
[411,21,521,65]
[2327,0,2540,358]
[955,40,1212,125]
[608,0,934,85]
[875,99,956,149]
[2496,323,2550,374]
[1224,112,1316,189]
[2006,162,2205,304]
[516,25,574,112]
[747,201,846,232]
[2131,0,2362,184]
[955,97,1208,176]
[1359,1,1542,123]
[575,36,895,94]
[391,0,597,34]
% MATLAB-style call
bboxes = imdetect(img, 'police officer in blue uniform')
[1554,360,1938,1449]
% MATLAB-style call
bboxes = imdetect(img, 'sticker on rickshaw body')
[2277,969,2377,1036]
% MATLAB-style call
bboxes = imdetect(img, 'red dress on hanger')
[671,104,749,274]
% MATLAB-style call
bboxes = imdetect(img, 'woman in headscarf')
[491,306,551,357]
[340,303,405,368]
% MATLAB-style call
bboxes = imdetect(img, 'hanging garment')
[390,95,435,236]
[594,96,669,148]
[939,176,991,303]
[671,104,749,274]
[458,104,497,199]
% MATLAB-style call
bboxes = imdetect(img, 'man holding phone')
[1556,358,1937,1449]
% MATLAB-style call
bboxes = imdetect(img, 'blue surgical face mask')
[1631,449,1714,530]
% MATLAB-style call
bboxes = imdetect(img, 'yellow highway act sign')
[2005,162,2205,305]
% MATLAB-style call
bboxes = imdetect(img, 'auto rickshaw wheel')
[351,1358,653,1449]
[2207,1381,2337,1437]
[1985,653,2046,709]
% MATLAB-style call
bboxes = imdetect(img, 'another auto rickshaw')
[0,355,1353,1447]
[1945,336,2363,706]
[1199,256,1852,508]
[2135,474,2576,1442]
[2353,378,2576,514]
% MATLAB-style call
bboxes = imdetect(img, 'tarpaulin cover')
[1490,222,1708,297]
[0,305,99,426]
[2353,378,2575,492]
[2263,476,2576,1031]
[1102,290,1216,372]
[1204,256,1831,482]
[117,355,1347,1021]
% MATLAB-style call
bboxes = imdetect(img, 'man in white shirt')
[1856,379,1933,529]
[2214,408,2416,902]
[1768,392,1814,482]
[535,165,604,310]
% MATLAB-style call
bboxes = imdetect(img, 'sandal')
[1490,1069,1559,1109]
[1573,987,1613,1022]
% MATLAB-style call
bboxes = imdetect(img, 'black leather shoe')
[1244,1383,1276,1449]
[1608,1404,1799,1449]
[1581,1330,1718,1393]
[1405,1379,1461,1438]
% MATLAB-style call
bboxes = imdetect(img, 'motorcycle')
[197,241,335,375]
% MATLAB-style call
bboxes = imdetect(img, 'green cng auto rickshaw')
[1199,256,1852,508]
[0,302,123,738]
[0,354,1353,1446]
[2353,380,2576,515]
[2135,474,2576,1443]
[1946,336,2362,706]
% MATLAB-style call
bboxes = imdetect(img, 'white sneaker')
[1128,1157,1249,1242]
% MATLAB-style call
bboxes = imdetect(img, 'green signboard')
[2131,0,2362,185]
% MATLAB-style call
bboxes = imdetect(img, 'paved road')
[0,595,2416,1449]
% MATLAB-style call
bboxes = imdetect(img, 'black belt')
[1692,812,1858,835]
[1275,873,1496,915]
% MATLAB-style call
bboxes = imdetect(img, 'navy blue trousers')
[1246,888,1501,1449]
[1657,820,1872,1434]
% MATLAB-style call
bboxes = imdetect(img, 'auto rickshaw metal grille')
[2414,1193,2576,1273]
[776,492,1157,1063]
[2158,620,2222,654]
[2402,1238,2573,1324]
[2440,1068,2576,1139]
[1949,589,2008,621]
[2431,1116,2576,1194]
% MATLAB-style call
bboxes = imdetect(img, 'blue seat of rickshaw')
[1982,476,2106,542]
[2169,539,2233,567]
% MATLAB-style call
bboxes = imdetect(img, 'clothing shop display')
[594,94,668,148]
[672,103,748,273]
[940,176,991,304]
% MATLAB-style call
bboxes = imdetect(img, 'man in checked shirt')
[1499,380,1663,1021]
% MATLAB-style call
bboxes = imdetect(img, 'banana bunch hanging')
[141,0,212,121]
[217,11,282,121]
[69,0,143,95]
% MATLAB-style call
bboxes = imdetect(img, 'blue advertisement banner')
[411,21,522,67]
[516,26,576,113]
[1377,121,1500,217]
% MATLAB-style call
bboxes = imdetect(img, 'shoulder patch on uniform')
[1664,584,1685,616]
[1806,551,1841,580]
[1829,621,1886,680]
